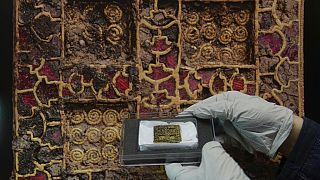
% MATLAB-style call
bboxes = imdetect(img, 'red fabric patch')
[160,50,178,69]
[18,173,46,180]
[188,74,199,92]
[115,75,129,94]
[213,77,225,93]
[152,38,170,52]
[148,67,170,80]
[198,69,215,85]
[179,70,189,85]
[21,93,37,106]
[179,88,190,100]
[38,62,59,81]
[159,77,176,96]
[232,77,244,91]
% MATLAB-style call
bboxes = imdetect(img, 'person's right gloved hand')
[178,91,294,158]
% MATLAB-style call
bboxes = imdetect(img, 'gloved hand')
[178,91,294,157]
[165,141,249,180]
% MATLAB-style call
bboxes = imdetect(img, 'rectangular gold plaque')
[153,125,182,143]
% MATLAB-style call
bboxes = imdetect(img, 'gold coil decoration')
[70,128,85,145]
[102,144,118,160]
[102,127,118,143]
[119,109,130,120]
[233,45,247,61]
[201,23,217,40]
[86,109,102,125]
[83,24,102,41]
[83,5,94,18]
[220,48,234,62]
[184,26,200,43]
[201,43,217,60]
[106,24,123,45]
[104,4,123,23]
[221,14,233,26]
[70,149,84,162]
[103,110,119,126]
[71,111,85,124]
[86,148,101,164]
[234,10,250,26]
[86,128,101,143]
[219,28,233,45]
[185,12,199,25]
[234,26,248,42]
[201,9,214,21]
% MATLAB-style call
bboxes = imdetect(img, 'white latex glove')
[179,91,294,157]
[165,141,249,180]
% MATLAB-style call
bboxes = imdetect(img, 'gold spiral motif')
[220,48,234,62]
[185,12,199,25]
[120,109,130,119]
[221,14,233,26]
[70,128,85,144]
[86,109,102,125]
[234,26,248,42]
[86,148,101,164]
[70,149,84,162]
[201,23,217,40]
[233,45,247,61]
[83,24,102,41]
[201,43,217,60]
[104,4,122,23]
[103,110,119,126]
[102,144,118,160]
[184,26,200,43]
[86,128,101,143]
[102,127,118,143]
[106,24,123,45]
[219,28,233,45]
[83,5,94,18]
[234,10,250,26]
[71,111,85,124]
[201,9,214,21]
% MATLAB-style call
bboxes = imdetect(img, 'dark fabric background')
[0,0,319,179]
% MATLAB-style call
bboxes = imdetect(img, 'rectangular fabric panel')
[13,0,304,179]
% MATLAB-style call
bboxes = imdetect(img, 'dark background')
[1,0,319,179]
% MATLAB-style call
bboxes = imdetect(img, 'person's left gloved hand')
[165,141,249,180]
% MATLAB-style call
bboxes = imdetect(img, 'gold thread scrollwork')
[102,144,118,160]
[221,14,233,26]
[184,26,200,43]
[83,24,103,41]
[70,149,84,162]
[201,23,217,40]
[103,110,119,126]
[71,111,85,124]
[106,24,123,45]
[119,109,130,119]
[104,4,123,23]
[86,109,102,125]
[201,43,217,60]
[102,127,118,143]
[185,12,199,25]
[201,9,214,21]
[219,28,233,45]
[86,148,101,164]
[70,128,85,145]
[234,26,248,42]
[233,45,247,61]
[86,128,101,143]
[234,10,250,26]
[220,48,234,62]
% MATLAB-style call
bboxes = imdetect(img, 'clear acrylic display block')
[120,116,215,166]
